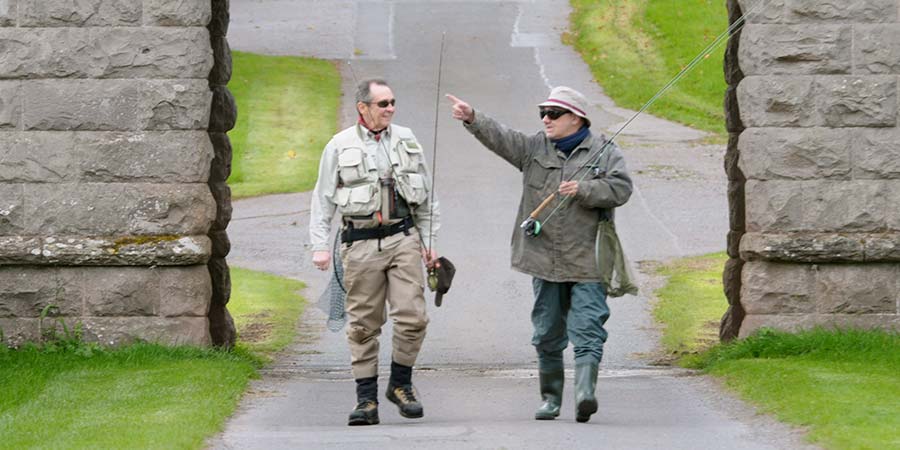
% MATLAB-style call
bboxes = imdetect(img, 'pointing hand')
[446,94,475,123]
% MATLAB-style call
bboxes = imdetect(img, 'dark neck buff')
[551,125,591,156]
[358,115,386,141]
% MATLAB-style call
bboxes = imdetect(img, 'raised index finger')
[445,93,463,105]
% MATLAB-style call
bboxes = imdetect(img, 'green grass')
[0,267,306,449]
[688,328,900,450]
[653,252,729,354]
[568,0,729,136]
[228,51,341,198]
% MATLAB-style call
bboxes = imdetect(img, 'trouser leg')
[531,278,569,420]
[342,238,389,380]
[386,233,429,368]
[568,282,609,423]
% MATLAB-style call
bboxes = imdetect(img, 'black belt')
[341,216,414,244]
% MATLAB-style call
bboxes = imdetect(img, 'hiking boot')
[534,370,564,420]
[348,400,379,426]
[574,362,599,423]
[386,384,424,418]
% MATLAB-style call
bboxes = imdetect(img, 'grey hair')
[355,78,390,104]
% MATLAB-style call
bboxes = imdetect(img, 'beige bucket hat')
[538,86,591,127]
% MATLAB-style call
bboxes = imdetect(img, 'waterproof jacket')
[464,111,633,282]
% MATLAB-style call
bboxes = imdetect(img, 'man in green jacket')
[447,87,633,423]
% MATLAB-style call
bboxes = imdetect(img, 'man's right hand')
[446,94,475,123]
[312,250,331,271]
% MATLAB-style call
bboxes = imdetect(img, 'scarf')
[551,125,590,156]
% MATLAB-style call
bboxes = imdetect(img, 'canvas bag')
[595,219,638,297]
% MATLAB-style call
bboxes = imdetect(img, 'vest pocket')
[527,155,561,189]
[338,147,369,185]
[394,139,424,173]
[395,172,428,206]
[335,184,380,216]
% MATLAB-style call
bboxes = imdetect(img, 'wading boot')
[386,361,424,418]
[534,370,564,420]
[348,376,379,426]
[574,362,599,423]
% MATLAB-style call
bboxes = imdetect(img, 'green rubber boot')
[534,370,564,420]
[574,362,598,423]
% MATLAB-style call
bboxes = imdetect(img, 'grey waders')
[574,362,599,423]
[534,370,564,420]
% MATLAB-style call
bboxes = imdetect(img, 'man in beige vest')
[309,79,440,426]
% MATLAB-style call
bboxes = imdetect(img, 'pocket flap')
[338,148,364,167]
[335,188,351,206]
[533,154,562,169]
[406,173,425,188]
[349,185,373,203]
[401,139,423,153]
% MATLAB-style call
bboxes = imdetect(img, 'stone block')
[888,182,900,231]
[0,81,20,129]
[784,0,897,23]
[208,301,235,348]
[209,181,232,231]
[208,229,230,257]
[740,232,867,262]
[0,236,41,264]
[24,183,215,235]
[208,85,236,132]
[816,264,899,314]
[0,132,74,182]
[728,181,746,232]
[804,181,887,232]
[159,265,210,317]
[19,0,141,27]
[208,132,232,182]
[724,85,743,133]
[74,131,213,183]
[855,25,900,74]
[739,25,851,75]
[853,128,900,179]
[724,133,744,182]
[744,180,805,232]
[739,314,817,337]
[84,267,158,316]
[738,127,851,180]
[23,79,211,131]
[37,235,211,266]
[0,318,40,348]
[209,0,229,37]
[0,28,212,79]
[817,76,896,127]
[208,257,231,306]
[144,0,211,26]
[80,316,210,346]
[727,229,743,258]
[740,313,899,338]
[0,0,15,27]
[724,25,743,86]
[0,184,24,234]
[737,77,819,127]
[741,261,816,314]
[209,36,232,85]
[0,267,82,318]
[736,0,787,24]
[865,235,900,260]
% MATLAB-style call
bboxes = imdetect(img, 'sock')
[389,361,413,387]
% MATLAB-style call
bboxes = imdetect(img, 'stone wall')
[724,0,900,338]
[0,1,236,347]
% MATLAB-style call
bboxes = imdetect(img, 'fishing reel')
[519,217,543,237]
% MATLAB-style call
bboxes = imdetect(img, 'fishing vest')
[332,124,429,218]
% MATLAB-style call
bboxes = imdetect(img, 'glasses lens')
[539,108,567,120]
[375,99,396,108]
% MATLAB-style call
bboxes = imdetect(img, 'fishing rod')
[521,0,768,237]
[426,32,446,292]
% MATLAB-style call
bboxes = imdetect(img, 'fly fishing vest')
[332,125,429,218]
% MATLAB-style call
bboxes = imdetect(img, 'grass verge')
[568,0,729,136]
[228,51,341,198]
[653,253,900,449]
[0,267,306,449]
[652,252,729,355]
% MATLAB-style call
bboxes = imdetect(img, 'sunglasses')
[539,107,569,120]
[368,98,396,108]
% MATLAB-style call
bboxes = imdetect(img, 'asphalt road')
[212,1,816,449]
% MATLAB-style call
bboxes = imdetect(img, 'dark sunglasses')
[539,107,569,120]
[368,98,396,108]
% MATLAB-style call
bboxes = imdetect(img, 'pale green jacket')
[464,111,633,282]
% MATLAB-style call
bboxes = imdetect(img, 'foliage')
[568,0,729,136]
[228,51,341,198]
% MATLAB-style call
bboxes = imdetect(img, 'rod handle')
[529,192,557,219]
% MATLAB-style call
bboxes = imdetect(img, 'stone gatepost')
[0,1,237,347]
[724,0,900,338]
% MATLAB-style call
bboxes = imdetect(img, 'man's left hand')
[559,181,579,196]
[421,248,440,269]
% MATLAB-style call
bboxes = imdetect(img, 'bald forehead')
[368,84,394,102]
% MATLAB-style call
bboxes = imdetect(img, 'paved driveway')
[213,2,815,449]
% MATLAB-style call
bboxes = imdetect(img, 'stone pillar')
[0,1,224,347]
[732,0,900,337]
